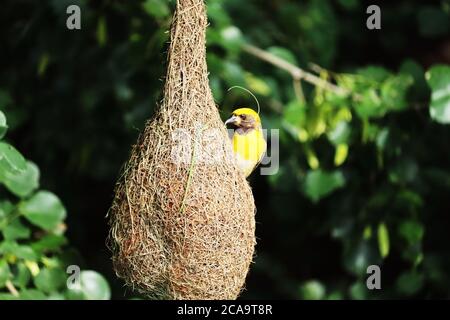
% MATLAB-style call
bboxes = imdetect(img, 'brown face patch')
[237,114,256,131]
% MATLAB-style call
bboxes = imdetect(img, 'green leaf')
[207,1,230,27]
[220,26,243,54]
[15,245,38,261]
[244,72,271,96]
[68,270,111,300]
[37,53,50,77]
[142,0,170,19]
[283,101,306,127]
[3,219,31,240]
[328,121,351,145]
[380,74,413,111]
[357,66,391,82]
[355,88,384,119]
[349,282,367,300]
[299,280,325,300]
[12,262,31,288]
[0,142,27,173]
[19,191,66,231]
[0,241,38,260]
[399,59,429,100]
[426,65,450,124]
[0,260,11,287]
[0,160,39,198]
[303,170,345,202]
[47,293,65,300]
[19,289,47,300]
[377,223,390,258]
[0,111,7,139]
[343,240,380,276]
[34,268,67,293]
[0,293,17,300]
[334,144,348,166]
[222,61,245,87]
[96,17,107,47]
[209,76,223,101]
[396,271,424,296]
[0,200,14,228]
[398,220,425,245]
[31,235,68,253]
[375,128,389,150]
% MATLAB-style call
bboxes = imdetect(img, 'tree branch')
[242,44,349,96]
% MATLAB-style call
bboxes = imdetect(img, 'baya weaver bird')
[225,108,267,177]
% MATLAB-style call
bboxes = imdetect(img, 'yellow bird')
[225,108,267,177]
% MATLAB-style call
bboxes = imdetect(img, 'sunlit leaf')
[305,147,319,170]
[329,121,351,147]
[299,280,325,300]
[363,226,372,240]
[220,26,243,54]
[34,268,67,293]
[0,161,39,198]
[0,142,26,173]
[0,111,7,139]
[25,260,40,277]
[377,223,390,258]
[334,143,348,166]
[244,72,271,96]
[67,270,111,300]
[19,191,67,231]
[426,65,450,124]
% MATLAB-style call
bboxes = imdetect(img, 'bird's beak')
[225,115,240,126]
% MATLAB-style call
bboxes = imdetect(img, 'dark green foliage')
[0,0,449,299]
[0,111,110,299]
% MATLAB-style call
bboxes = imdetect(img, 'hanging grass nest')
[107,0,256,300]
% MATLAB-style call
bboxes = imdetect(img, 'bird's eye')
[240,114,246,120]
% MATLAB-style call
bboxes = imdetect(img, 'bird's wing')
[250,131,267,173]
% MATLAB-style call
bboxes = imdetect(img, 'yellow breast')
[232,128,267,177]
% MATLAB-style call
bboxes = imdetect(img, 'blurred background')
[0,0,450,299]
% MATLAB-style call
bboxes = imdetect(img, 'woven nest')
[107,0,256,300]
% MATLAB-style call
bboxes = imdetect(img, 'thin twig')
[5,280,19,297]
[242,44,349,96]
[293,78,305,104]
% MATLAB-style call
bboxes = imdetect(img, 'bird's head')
[225,108,261,130]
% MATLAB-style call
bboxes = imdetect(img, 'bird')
[225,107,267,178]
